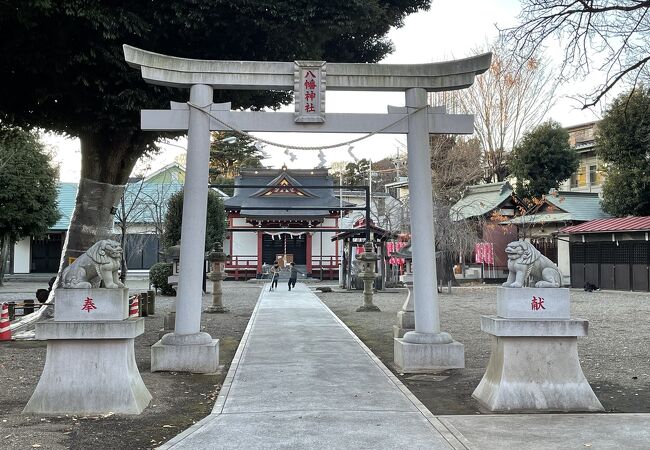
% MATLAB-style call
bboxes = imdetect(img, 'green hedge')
[149,263,176,296]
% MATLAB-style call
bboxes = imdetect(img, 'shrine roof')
[331,223,396,242]
[560,216,650,234]
[224,168,351,219]
[505,192,610,225]
[450,181,515,221]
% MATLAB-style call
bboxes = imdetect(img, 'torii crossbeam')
[124,45,491,374]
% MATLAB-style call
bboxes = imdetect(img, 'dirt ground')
[0,282,261,450]
[318,285,650,415]
[1,282,649,449]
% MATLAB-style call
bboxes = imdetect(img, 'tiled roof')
[50,165,189,231]
[505,191,610,225]
[224,168,348,219]
[506,212,573,225]
[450,181,514,220]
[52,183,78,230]
[545,192,610,221]
[560,216,650,234]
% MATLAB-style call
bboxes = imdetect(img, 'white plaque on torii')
[124,45,491,373]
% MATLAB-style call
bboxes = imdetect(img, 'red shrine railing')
[310,256,340,280]
[225,255,258,281]
[225,255,341,281]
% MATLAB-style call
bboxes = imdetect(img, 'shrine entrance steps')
[160,284,650,449]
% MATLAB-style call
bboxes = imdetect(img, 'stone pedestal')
[54,287,129,321]
[394,338,465,372]
[472,287,603,412]
[393,284,414,338]
[151,332,219,373]
[160,309,176,339]
[24,289,152,415]
[497,287,570,319]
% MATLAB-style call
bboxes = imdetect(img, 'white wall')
[232,232,257,256]
[232,218,248,227]
[230,218,257,257]
[312,219,338,259]
[12,238,31,274]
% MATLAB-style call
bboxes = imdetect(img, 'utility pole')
[368,159,372,220]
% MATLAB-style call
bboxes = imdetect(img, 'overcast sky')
[49,0,603,182]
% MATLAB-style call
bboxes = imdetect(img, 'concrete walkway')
[161,283,463,449]
[161,284,650,450]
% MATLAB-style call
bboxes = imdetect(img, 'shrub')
[149,263,176,296]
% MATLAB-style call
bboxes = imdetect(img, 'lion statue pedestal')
[472,241,603,412]
[24,241,152,415]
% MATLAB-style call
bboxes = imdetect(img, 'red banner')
[475,242,494,264]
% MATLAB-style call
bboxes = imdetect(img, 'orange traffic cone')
[129,295,139,318]
[0,303,12,341]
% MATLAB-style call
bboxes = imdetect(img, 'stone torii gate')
[124,45,491,373]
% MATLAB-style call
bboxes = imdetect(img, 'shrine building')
[223,167,349,280]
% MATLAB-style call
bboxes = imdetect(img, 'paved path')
[162,284,650,449]
[161,284,463,449]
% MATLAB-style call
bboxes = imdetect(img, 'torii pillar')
[124,45,491,373]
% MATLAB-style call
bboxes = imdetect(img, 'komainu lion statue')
[61,240,125,289]
[502,240,562,288]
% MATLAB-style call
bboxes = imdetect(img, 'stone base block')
[481,316,589,337]
[205,305,229,314]
[400,273,413,284]
[163,311,176,330]
[497,287,569,319]
[54,287,129,321]
[472,334,603,412]
[397,310,414,329]
[151,338,219,373]
[36,318,144,340]
[393,338,464,372]
[393,325,413,338]
[24,321,151,415]
[356,304,380,312]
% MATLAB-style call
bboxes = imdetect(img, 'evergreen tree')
[0,0,429,271]
[209,131,264,181]
[0,127,60,285]
[598,87,650,216]
[162,190,226,252]
[509,121,579,199]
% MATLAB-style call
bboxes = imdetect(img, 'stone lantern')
[205,243,228,313]
[355,241,380,312]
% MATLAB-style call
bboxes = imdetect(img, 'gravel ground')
[317,285,650,415]
[1,282,649,449]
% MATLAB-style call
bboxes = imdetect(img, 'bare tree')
[116,179,147,282]
[503,1,650,108]
[431,40,558,182]
[429,135,485,286]
[115,174,183,279]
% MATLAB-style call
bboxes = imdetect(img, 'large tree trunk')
[22,130,146,324]
[59,131,144,272]
[0,232,10,287]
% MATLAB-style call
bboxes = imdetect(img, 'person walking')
[288,262,300,291]
[269,261,280,291]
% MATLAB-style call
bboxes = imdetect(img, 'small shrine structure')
[223,167,346,279]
